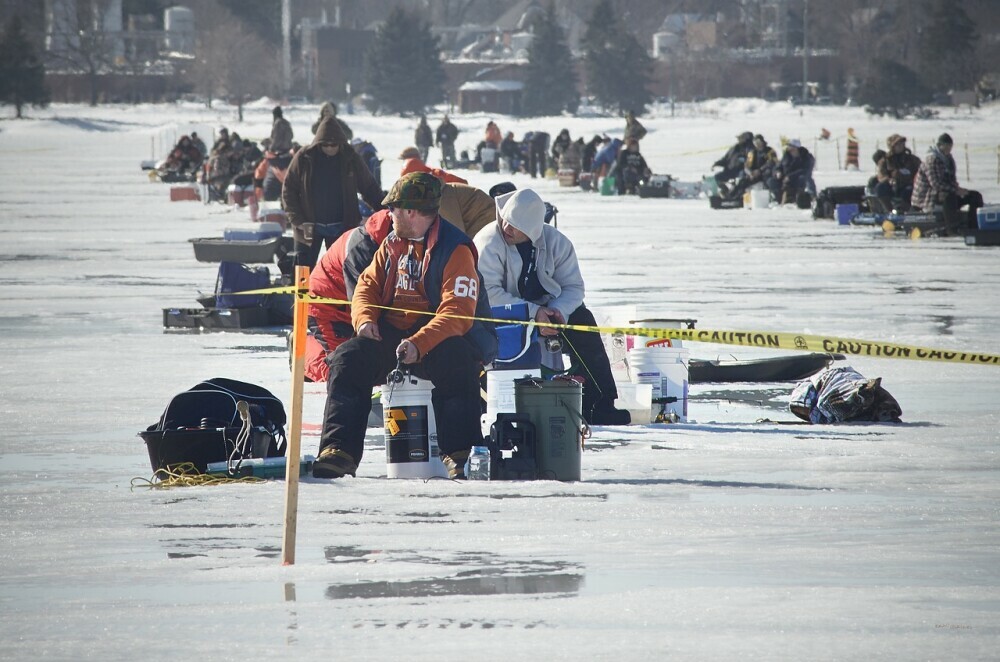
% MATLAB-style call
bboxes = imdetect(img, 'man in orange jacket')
[313,172,495,480]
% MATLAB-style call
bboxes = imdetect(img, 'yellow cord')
[130,462,265,490]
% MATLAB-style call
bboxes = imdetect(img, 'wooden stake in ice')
[282,265,309,565]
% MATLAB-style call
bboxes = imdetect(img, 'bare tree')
[190,1,281,118]
[809,0,910,97]
[45,0,121,105]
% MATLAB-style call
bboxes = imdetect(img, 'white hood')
[495,189,545,242]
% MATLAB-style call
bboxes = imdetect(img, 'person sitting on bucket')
[312,172,496,480]
[874,134,921,212]
[615,137,652,195]
[712,131,753,195]
[910,132,984,233]
[473,188,631,426]
[768,138,815,205]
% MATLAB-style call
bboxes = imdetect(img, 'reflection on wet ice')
[325,572,584,600]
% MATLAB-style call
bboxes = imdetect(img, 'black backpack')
[140,378,287,474]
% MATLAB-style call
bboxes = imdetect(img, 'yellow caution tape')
[227,287,999,365]
[671,144,732,157]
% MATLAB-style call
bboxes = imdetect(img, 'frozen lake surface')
[1,98,999,660]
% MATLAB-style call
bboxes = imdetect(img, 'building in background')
[458,79,523,114]
[299,19,372,103]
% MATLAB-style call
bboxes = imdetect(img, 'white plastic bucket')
[483,368,541,437]
[750,187,770,210]
[614,382,652,425]
[628,318,694,349]
[383,376,448,479]
[627,347,690,422]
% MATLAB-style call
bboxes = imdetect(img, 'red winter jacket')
[304,210,392,381]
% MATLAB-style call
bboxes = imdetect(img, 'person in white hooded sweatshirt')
[474,188,630,425]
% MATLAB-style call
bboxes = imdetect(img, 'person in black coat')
[582,135,603,172]
[713,131,753,191]
[500,131,521,174]
[414,115,433,163]
[768,139,816,204]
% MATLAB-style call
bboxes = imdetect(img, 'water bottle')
[466,445,491,481]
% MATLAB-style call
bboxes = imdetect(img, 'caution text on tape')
[231,286,999,366]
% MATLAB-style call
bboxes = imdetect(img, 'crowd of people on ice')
[155,100,988,479]
[158,102,382,205]
[399,111,654,197]
[707,128,982,232]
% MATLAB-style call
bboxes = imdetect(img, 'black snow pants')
[319,321,483,464]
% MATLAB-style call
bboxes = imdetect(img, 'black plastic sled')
[710,194,743,210]
[689,352,844,384]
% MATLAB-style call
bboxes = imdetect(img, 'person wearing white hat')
[474,188,630,426]
[769,138,815,205]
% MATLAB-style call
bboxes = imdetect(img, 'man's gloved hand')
[534,307,564,337]
[358,322,381,341]
[397,339,419,364]
[293,222,315,246]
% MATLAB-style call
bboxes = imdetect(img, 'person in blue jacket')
[590,136,622,185]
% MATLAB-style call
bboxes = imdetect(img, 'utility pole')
[282,0,291,98]
[802,0,809,103]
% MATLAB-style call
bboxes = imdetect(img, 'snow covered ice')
[1,98,999,660]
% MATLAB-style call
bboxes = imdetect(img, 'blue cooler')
[976,205,1000,230]
[835,203,859,225]
[223,222,284,241]
[491,303,541,370]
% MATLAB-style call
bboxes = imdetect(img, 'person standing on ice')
[269,105,294,154]
[414,115,433,163]
[623,110,646,144]
[281,117,385,268]
[474,188,630,426]
[435,115,459,167]
[312,172,496,480]
[311,101,353,141]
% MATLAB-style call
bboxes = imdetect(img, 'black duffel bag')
[813,185,867,219]
[140,378,287,476]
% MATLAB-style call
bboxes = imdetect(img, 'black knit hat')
[489,182,517,199]
[937,133,953,146]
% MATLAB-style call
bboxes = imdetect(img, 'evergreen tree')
[856,59,932,115]
[0,15,49,119]
[582,0,652,114]
[919,0,979,91]
[363,7,445,115]
[521,3,579,116]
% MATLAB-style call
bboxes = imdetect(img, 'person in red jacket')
[304,210,392,382]
[398,149,468,184]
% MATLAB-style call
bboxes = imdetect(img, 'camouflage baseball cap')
[382,172,441,211]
